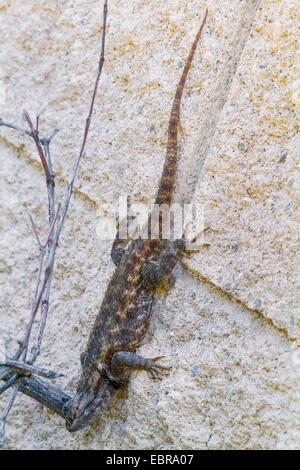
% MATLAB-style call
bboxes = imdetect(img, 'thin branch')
[0,117,33,137]
[23,110,52,185]
[1,359,63,380]
[0,372,71,448]
[0,0,109,444]
[28,204,60,252]
[19,203,61,360]
[0,385,18,449]
[36,115,40,133]
[45,203,61,247]
[54,0,108,246]
[28,213,42,248]
[1,373,71,418]
[0,373,19,396]
[29,0,108,360]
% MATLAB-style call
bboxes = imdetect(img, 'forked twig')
[1,358,63,380]
[0,385,18,445]
[0,0,108,447]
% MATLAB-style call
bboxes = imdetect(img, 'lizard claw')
[147,356,172,380]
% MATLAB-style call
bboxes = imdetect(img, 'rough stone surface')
[0,0,299,450]
[187,0,299,338]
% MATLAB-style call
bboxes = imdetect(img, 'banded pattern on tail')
[155,9,208,206]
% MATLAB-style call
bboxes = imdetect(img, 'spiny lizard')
[65,9,208,432]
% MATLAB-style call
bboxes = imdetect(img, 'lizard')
[64,8,208,432]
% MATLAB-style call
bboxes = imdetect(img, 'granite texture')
[0,0,298,449]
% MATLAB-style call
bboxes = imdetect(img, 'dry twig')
[0,0,108,447]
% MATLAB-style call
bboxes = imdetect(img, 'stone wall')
[0,0,298,449]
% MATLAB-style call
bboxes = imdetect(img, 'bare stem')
[23,111,53,185]
[2,359,63,380]
[54,0,108,245]
[1,373,71,418]
[0,373,19,396]
[0,117,33,137]
[0,0,109,445]
[0,385,19,449]
[29,213,42,248]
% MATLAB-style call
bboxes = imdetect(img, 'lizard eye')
[70,402,81,419]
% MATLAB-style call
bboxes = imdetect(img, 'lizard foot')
[110,351,171,381]
[146,356,171,380]
[179,226,211,254]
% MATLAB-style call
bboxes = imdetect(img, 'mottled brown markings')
[65,9,208,432]
[155,9,208,207]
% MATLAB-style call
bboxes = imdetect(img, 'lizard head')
[64,373,116,432]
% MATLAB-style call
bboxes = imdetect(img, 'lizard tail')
[155,8,208,206]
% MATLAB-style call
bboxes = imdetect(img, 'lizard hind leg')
[141,244,178,288]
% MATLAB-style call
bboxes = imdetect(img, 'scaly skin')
[65,9,208,432]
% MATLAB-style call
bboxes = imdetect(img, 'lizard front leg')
[110,351,171,381]
[179,226,211,255]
